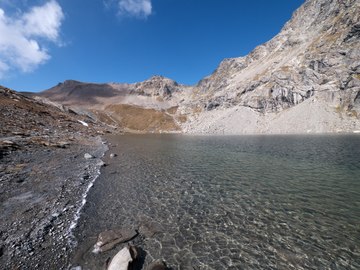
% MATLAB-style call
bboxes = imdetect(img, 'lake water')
[72,135,360,270]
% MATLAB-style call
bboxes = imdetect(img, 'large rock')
[107,246,138,270]
[93,228,138,253]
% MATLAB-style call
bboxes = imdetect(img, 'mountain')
[37,76,190,133]
[180,0,360,134]
[37,0,360,134]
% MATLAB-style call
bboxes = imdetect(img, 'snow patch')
[78,120,89,127]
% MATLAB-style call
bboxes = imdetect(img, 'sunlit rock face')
[193,0,360,113]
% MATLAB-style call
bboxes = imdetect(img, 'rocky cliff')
[193,0,359,112]
[181,0,360,134]
[37,0,360,134]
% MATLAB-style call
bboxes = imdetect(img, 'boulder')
[93,228,138,253]
[107,246,138,270]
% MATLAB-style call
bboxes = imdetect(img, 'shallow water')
[73,135,360,270]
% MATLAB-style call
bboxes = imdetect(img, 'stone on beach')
[84,153,94,159]
[56,141,70,148]
[1,140,15,145]
[107,246,138,270]
[93,228,138,253]
[0,140,19,149]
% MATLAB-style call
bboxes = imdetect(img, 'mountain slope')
[0,85,109,269]
[38,76,189,133]
[37,0,360,134]
[181,0,360,133]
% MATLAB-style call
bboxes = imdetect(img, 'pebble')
[2,140,14,144]
[84,153,93,159]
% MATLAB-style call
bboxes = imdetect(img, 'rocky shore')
[69,135,172,270]
[0,86,109,269]
[0,87,172,270]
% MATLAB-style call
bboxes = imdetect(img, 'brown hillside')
[106,104,180,133]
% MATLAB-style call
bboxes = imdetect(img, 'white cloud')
[0,0,64,78]
[118,0,152,18]
[23,0,63,41]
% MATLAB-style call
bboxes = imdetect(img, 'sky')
[0,0,304,92]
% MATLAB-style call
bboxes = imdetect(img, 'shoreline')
[70,134,360,270]
[124,131,360,137]
[67,139,108,248]
[68,134,149,270]
[2,131,359,269]
[0,135,108,269]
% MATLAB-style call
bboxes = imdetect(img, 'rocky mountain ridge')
[35,76,190,133]
[40,76,187,108]
[34,0,360,134]
[192,0,360,112]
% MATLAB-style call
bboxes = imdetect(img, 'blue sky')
[0,0,304,92]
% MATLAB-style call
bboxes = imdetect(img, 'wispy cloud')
[0,0,64,78]
[105,0,152,19]
[118,0,152,18]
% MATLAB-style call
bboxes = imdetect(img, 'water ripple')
[73,135,360,270]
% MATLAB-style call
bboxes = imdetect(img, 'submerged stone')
[146,260,168,270]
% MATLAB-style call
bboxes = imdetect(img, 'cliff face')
[180,0,360,134]
[37,0,360,134]
[193,0,359,113]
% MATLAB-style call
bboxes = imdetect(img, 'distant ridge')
[36,0,360,134]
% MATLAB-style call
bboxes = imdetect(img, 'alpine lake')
[72,134,360,270]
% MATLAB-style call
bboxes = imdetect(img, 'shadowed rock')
[146,260,168,270]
